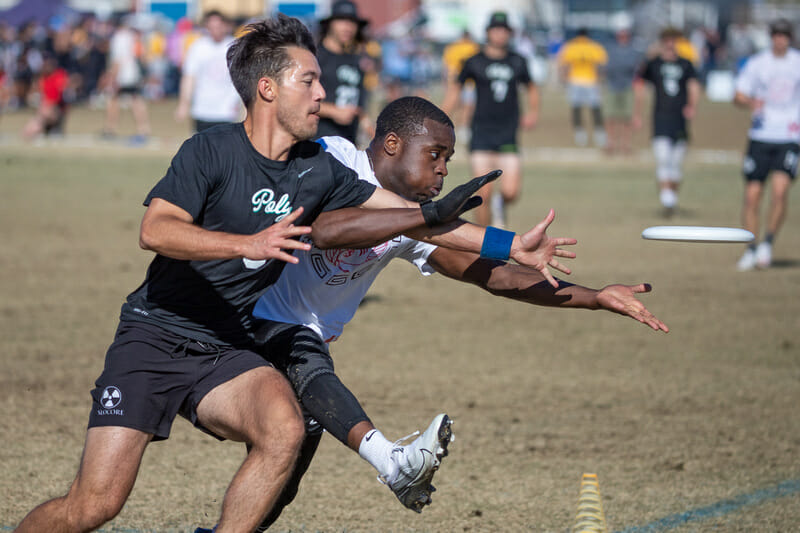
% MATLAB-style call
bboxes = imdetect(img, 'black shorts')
[469,123,518,153]
[88,320,272,441]
[653,115,689,142]
[117,85,142,96]
[743,140,800,183]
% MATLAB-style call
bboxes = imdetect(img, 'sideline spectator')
[316,0,369,144]
[102,16,150,143]
[22,52,69,139]
[558,28,608,147]
[175,11,241,133]
[603,25,641,155]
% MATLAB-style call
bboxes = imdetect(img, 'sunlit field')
[1,88,798,532]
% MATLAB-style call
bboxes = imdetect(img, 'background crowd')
[0,4,789,145]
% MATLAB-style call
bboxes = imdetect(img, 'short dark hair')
[375,97,454,141]
[203,10,228,24]
[226,14,316,108]
[659,27,683,41]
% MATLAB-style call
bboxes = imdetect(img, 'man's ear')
[383,132,401,157]
[257,77,277,102]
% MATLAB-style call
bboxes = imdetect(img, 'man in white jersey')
[734,19,800,271]
[175,11,242,132]
[243,97,668,529]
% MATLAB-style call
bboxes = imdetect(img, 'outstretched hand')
[420,170,502,227]
[243,207,312,264]
[596,283,669,332]
[510,209,577,288]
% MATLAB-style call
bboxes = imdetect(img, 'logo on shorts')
[97,386,124,415]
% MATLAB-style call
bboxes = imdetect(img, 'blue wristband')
[480,226,515,261]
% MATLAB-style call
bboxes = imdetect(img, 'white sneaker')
[755,241,772,268]
[593,129,607,148]
[575,129,588,147]
[737,248,757,271]
[381,414,454,513]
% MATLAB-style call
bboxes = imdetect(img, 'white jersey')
[109,27,142,87]
[735,48,800,143]
[252,136,438,342]
[183,35,241,122]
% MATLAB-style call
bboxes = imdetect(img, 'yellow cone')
[572,473,608,533]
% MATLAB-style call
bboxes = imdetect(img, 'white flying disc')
[642,226,755,243]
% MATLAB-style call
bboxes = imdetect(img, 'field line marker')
[615,478,800,533]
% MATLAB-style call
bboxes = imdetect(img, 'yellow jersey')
[558,36,608,86]
[676,37,700,66]
[443,38,480,79]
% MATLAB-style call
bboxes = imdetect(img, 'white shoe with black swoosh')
[380,413,454,512]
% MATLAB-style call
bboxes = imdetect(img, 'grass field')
[1,90,799,532]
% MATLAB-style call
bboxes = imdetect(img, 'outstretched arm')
[427,246,668,332]
[313,189,577,288]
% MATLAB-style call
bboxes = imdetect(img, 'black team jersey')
[121,123,376,345]
[458,50,532,134]
[316,43,366,143]
[637,57,697,138]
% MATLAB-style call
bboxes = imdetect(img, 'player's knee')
[251,394,305,453]
[65,488,126,529]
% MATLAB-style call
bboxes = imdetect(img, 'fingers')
[277,238,312,251]
[548,258,572,276]
[277,206,305,226]
[272,250,301,264]
[540,267,559,288]
[459,195,483,213]
[478,169,502,186]
[537,208,555,229]
[554,248,577,259]
[281,225,313,239]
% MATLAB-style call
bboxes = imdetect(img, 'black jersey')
[458,50,532,132]
[637,56,697,121]
[316,43,365,142]
[120,123,376,345]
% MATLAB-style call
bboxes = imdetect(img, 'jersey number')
[335,85,360,108]
[491,80,509,102]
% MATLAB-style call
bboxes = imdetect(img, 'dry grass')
[1,92,798,532]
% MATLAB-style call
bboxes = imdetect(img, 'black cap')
[486,11,512,31]
[321,0,368,27]
[770,18,793,38]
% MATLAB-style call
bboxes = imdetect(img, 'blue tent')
[0,0,77,28]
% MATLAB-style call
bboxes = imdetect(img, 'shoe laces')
[377,430,420,486]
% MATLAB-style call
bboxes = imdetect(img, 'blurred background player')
[21,52,69,140]
[441,29,479,143]
[633,27,700,216]
[174,11,241,133]
[603,22,641,155]
[733,19,800,271]
[315,0,369,144]
[102,15,150,144]
[442,11,538,228]
[558,27,608,147]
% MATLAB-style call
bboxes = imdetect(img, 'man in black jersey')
[442,11,539,228]
[315,0,369,143]
[633,28,700,216]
